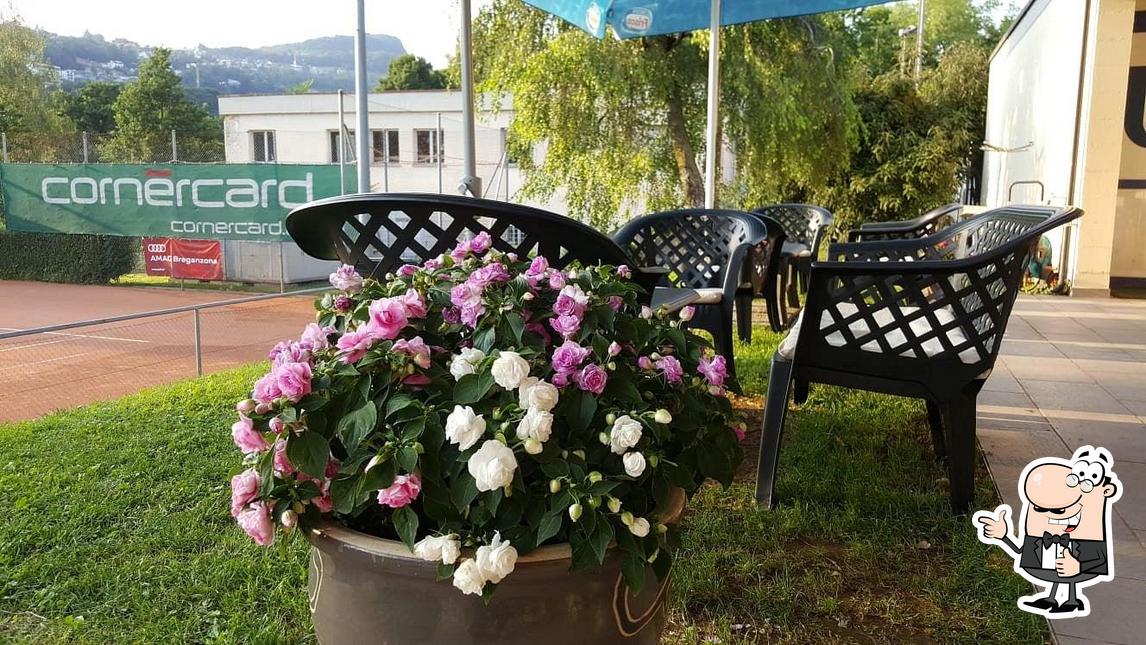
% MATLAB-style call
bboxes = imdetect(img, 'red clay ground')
[0,281,317,423]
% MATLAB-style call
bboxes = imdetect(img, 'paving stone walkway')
[978,294,1146,645]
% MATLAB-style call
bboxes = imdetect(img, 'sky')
[4,0,490,68]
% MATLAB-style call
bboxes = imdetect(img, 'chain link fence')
[0,130,224,164]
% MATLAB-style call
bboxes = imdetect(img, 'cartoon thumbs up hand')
[974,505,1011,541]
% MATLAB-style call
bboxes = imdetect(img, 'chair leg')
[735,291,753,343]
[774,269,790,328]
[755,356,794,509]
[925,400,946,460]
[717,308,737,384]
[793,379,809,405]
[941,389,978,513]
[786,262,800,309]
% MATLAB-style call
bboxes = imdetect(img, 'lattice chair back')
[286,193,636,281]
[752,204,833,253]
[790,205,1082,397]
[612,209,770,292]
[848,203,962,242]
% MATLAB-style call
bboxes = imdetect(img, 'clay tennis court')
[0,281,319,423]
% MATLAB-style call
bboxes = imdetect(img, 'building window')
[252,131,276,162]
[415,128,443,165]
[372,129,399,165]
[330,130,355,164]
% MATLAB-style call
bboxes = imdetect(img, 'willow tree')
[472,0,856,228]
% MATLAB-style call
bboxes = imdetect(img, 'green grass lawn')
[0,327,1043,643]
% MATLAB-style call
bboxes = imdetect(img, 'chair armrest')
[827,236,959,263]
[631,266,669,295]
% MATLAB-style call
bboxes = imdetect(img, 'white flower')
[467,440,518,491]
[449,347,486,381]
[654,409,673,425]
[491,351,531,389]
[515,408,554,443]
[623,452,647,478]
[609,415,643,455]
[518,378,559,412]
[475,531,518,584]
[445,405,486,450]
[640,306,653,319]
[414,534,461,565]
[452,558,485,596]
[629,517,651,537]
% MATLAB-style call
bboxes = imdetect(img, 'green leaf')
[505,312,525,344]
[536,512,563,545]
[359,459,396,493]
[385,393,416,419]
[400,415,427,442]
[454,371,495,405]
[329,476,360,514]
[474,326,496,353]
[568,391,597,433]
[621,555,647,594]
[393,506,419,550]
[396,446,419,473]
[589,517,614,564]
[436,562,457,581]
[286,431,329,479]
[450,474,480,512]
[336,402,378,453]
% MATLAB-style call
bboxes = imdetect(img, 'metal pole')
[278,243,285,294]
[915,0,925,83]
[383,149,389,191]
[702,0,722,209]
[353,0,371,193]
[437,112,444,193]
[3,132,9,163]
[501,127,510,201]
[458,0,481,197]
[171,129,178,162]
[337,90,347,195]
[82,131,90,163]
[193,309,203,376]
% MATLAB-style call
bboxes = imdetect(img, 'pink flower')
[526,256,549,277]
[551,339,590,375]
[230,469,261,517]
[274,361,312,402]
[366,298,409,341]
[472,262,510,287]
[552,371,570,388]
[637,356,653,370]
[549,314,581,338]
[442,307,461,324]
[450,280,483,308]
[656,355,684,384]
[336,327,377,363]
[237,500,275,546]
[325,458,341,479]
[299,323,331,351]
[548,271,566,290]
[608,296,623,311]
[698,355,728,389]
[617,265,632,279]
[398,264,419,276]
[268,417,285,434]
[400,289,427,319]
[270,341,309,365]
[232,415,268,453]
[377,472,422,508]
[424,257,443,270]
[394,336,432,369]
[554,284,589,317]
[252,372,282,404]
[459,303,486,328]
[273,439,294,476]
[329,264,363,292]
[733,425,746,442]
[313,493,334,513]
[403,373,432,387]
[471,231,493,254]
[679,305,696,322]
[575,364,608,394]
[607,341,622,357]
[333,295,353,312]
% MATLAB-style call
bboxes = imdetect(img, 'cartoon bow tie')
[1035,532,1079,557]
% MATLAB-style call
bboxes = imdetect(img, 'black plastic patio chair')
[285,193,673,297]
[612,209,771,383]
[753,205,1083,512]
[845,203,962,242]
[751,204,834,319]
[733,214,788,339]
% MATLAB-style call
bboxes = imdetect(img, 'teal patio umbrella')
[517,0,897,207]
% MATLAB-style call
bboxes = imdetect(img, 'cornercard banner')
[0,163,342,241]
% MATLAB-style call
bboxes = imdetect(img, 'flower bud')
[620,511,634,526]
[606,361,616,371]
[495,433,507,445]
[569,503,583,522]
[280,510,298,531]
[640,306,653,319]
[292,501,305,514]
[650,352,662,361]
[524,438,543,455]
[550,479,562,494]
[500,422,511,433]
[679,305,695,322]
[588,496,601,509]
[236,399,257,414]
[598,431,611,445]
[648,455,659,468]
[588,471,603,484]
[656,523,668,534]
[607,497,622,513]
[647,548,659,563]
[492,408,504,421]
[405,363,415,375]
[605,412,617,425]
[654,409,673,424]
[255,402,273,415]
[413,442,425,454]
[572,450,586,461]
[522,292,535,301]
[366,454,384,471]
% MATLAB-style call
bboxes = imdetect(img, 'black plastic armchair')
[733,214,787,339]
[613,209,770,383]
[285,193,667,297]
[846,203,962,242]
[753,205,1083,512]
[751,204,834,318]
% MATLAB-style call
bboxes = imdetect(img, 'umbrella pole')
[459,0,482,197]
[703,0,721,209]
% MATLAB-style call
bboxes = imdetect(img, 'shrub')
[0,231,137,284]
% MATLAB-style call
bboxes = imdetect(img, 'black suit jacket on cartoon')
[973,445,1123,618]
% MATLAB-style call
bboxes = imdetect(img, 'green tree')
[60,81,121,133]
[473,1,855,227]
[286,78,315,94]
[100,48,223,162]
[0,18,71,161]
[376,54,448,91]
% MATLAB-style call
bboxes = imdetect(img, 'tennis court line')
[0,327,151,344]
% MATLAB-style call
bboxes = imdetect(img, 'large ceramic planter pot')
[306,491,685,644]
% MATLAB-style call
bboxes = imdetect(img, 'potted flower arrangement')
[229,232,744,644]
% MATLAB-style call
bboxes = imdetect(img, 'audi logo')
[147,243,168,252]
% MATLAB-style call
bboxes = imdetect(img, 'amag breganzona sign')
[0,163,342,241]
